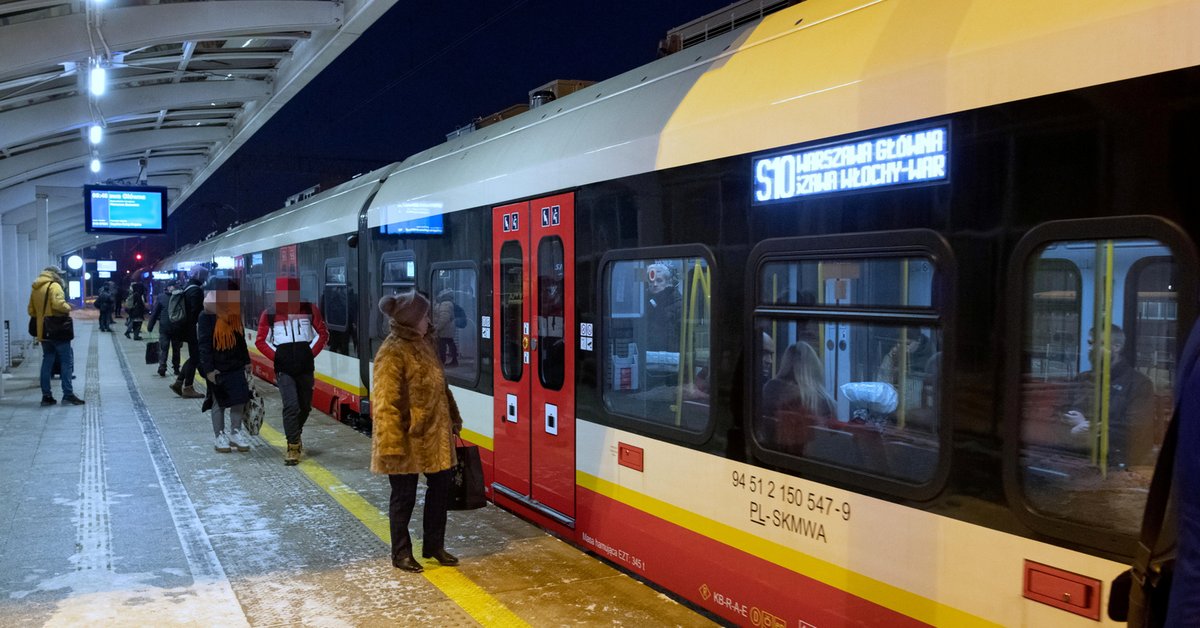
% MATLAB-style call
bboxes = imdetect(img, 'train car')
[158,0,1200,624]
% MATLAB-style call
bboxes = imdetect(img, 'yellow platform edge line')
[255,423,529,628]
[578,471,999,628]
[191,372,528,627]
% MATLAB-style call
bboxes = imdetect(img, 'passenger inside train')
[754,255,943,482]
[1019,237,1179,535]
[759,341,836,455]
[603,257,711,431]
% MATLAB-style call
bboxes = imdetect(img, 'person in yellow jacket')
[371,290,463,572]
[28,266,84,406]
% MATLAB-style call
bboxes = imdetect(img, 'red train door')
[491,193,575,524]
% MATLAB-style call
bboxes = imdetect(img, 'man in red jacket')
[256,276,328,465]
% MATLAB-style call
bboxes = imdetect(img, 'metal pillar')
[36,192,50,273]
[1,225,15,375]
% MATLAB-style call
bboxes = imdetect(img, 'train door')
[491,193,576,524]
[823,271,854,420]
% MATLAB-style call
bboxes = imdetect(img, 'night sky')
[114,0,736,265]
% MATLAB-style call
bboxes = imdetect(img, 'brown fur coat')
[370,323,463,475]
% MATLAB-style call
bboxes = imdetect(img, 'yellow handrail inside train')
[676,260,711,426]
[1098,240,1115,476]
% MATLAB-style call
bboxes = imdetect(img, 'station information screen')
[84,184,168,234]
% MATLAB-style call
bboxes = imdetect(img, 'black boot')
[392,555,423,572]
[421,548,459,566]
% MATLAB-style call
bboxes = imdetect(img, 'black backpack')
[168,286,193,324]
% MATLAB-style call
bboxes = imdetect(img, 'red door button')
[618,443,644,472]
[1022,560,1101,620]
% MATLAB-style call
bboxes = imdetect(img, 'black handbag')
[144,340,160,364]
[449,436,486,511]
[29,289,73,341]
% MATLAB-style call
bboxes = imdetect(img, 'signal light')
[134,253,143,262]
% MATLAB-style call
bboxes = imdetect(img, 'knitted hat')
[207,277,239,291]
[189,265,210,284]
[379,291,429,329]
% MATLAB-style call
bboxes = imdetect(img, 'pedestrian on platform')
[255,276,328,466]
[95,281,115,332]
[197,278,251,453]
[169,266,208,399]
[147,281,182,377]
[124,282,147,340]
[371,290,463,572]
[29,266,84,406]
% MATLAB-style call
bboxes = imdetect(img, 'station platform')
[0,316,715,627]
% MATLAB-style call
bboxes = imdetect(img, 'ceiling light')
[90,158,101,173]
[89,65,107,96]
[89,124,103,144]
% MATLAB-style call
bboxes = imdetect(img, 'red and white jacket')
[255,303,329,375]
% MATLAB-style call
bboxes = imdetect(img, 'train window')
[602,256,711,432]
[321,258,355,358]
[431,265,478,384]
[1019,238,1179,537]
[761,257,934,308]
[322,259,349,331]
[537,237,565,390]
[377,251,416,341]
[244,272,263,329]
[754,256,942,483]
[299,271,319,304]
[499,241,524,382]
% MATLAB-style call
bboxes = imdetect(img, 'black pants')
[158,333,182,372]
[278,371,314,445]
[179,336,199,386]
[388,470,452,561]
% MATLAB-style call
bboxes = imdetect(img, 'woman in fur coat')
[371,290,463,572]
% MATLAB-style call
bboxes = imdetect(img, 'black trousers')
[388,469,452,560]
[278,371,314,445]
[158,333,182,371]
[179,336,199,386]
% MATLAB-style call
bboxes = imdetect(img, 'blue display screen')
[752,125,948,204]
[84,185,167,233]
[380,213,444,235]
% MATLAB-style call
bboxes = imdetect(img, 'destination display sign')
[752,125,948,204]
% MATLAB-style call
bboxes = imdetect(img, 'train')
[156,0,1200,625]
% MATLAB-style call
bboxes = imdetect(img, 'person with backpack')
[147,281,182,377]
[123,282,147,340]
[169,267,208,399]
[255,276,328,465]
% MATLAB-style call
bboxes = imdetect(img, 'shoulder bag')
[28,289,73,341]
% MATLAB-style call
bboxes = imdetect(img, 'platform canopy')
[0,0,398,257]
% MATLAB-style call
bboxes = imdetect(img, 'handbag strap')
[1130,318,1200,620]
[1134,406,1179,573]
[37,287,50,338]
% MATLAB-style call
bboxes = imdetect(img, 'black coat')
[146,299,172,335]
[197,312,251,409]
[177,283,204,341]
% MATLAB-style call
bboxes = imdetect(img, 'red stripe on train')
[575,485,926,627]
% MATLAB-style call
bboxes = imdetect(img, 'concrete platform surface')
[0,319,717,627]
